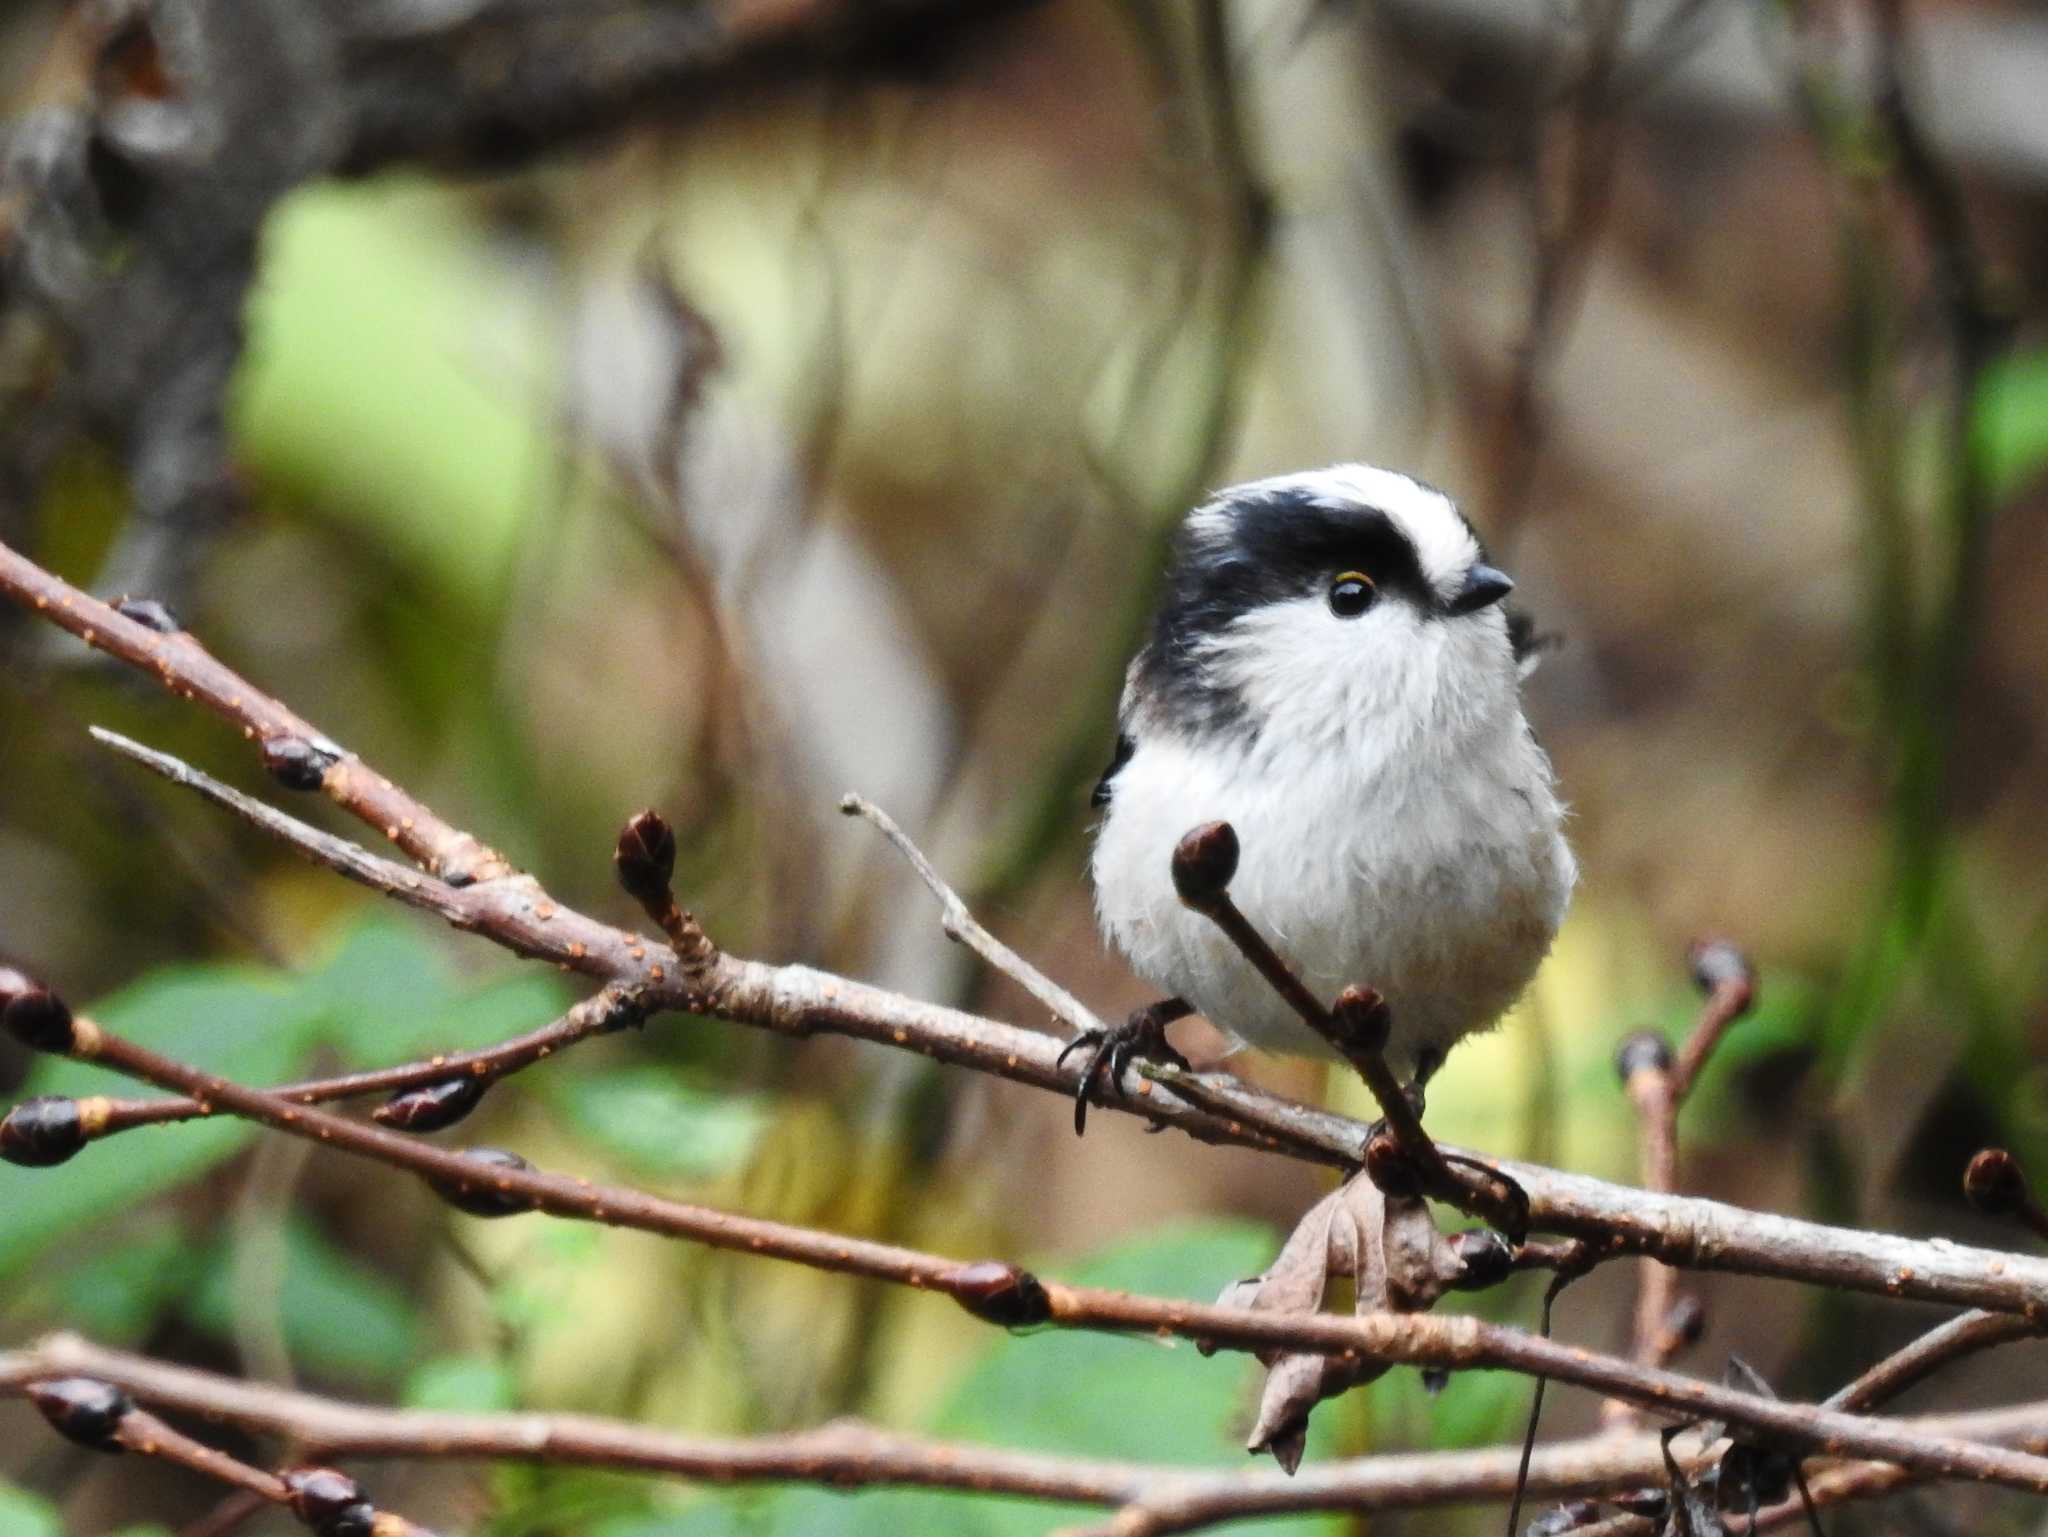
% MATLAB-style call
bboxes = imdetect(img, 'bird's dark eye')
[1328,571,1376,618]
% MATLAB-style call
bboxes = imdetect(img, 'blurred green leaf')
[422,972,578,1056]
[0,1484,59,1537]
[1365,1361,1531,1452]
[1976,349,2048,499]
[543,1068,770,1178]
[1564,971,1821,1143]
[0,914,575,1292]
[478,1468,653,1537]
[404,1354,520,1413]
[934,1222,1341,1537]
[593,1490,1000,1537]
[0,966,327,1283]
[187,1216,418,1384]
[621,1227,1341,1537]
[304,915,465,1060]
[23,1219,199,1345]
[235,182,552,616]
[491,1225,606,1339]
[306,914,572,1065]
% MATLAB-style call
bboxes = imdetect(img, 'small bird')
[1077,464,1575,1123]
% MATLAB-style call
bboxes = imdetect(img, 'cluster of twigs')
[3,531,2048,1534]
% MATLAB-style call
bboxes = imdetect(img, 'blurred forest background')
[3,0,2048,1532]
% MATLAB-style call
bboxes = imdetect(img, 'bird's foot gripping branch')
[7,537,2048,1534]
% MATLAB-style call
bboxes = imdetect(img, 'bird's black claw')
[1058,999,1193,1136]
[1362,1080,1428,1145]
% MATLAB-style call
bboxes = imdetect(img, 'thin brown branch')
[1826,1311,2043,1415]
[611,810,718,974]
[0,545,505,883]
[118,1413,438,1537]
[1164,821,1528,1234]
[116,1404,290,1503]
[839,791,1107,1038]
[21,983,645,1150]
[1671,940,1760,1104]
[84,725,672,986]
[10,1338,2048,1536]
[23,1376,435,1536]
[1607,940,1757,1421]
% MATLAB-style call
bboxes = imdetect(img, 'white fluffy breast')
[1091,666,1574,1074]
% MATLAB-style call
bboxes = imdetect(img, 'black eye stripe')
[1228,498,1428,599]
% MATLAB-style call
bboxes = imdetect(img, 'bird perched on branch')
[1077,464,1575,1123]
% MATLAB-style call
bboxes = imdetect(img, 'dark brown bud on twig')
[2,970,75,1054]
[614,810,678,909]
[947,1260,1053,1328]
[284,1467,376,1537]
[113,596,180,633]
[373,1075,488,1133]
[1447,1228,1515,1291]
[1330,985,1391,1056]
[1,1096,87,1166]
[1688,938,1756,1015]
[27,1377,129,1451]
[1363,1128,1425,1198]
[1170,821,1239,912]
[261,737,336,792]
[428,1147,539,1218]
[1964,1148,2031,1216]
[1613,1030,1673,1084]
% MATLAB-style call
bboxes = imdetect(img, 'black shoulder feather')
[1091,731,1134,808]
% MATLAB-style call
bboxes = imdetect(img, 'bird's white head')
[1132,464,1523,764]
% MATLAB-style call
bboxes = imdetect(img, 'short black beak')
[1446,563,1514,617]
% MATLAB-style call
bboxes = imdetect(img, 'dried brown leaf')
[1234,1174,1462,1471]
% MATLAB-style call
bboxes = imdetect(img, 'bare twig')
[116,1404,290,1504]
[840,791,1108,1039]
[1826,1311,2043,1415]
[22,1376,435,1535]
[1167,821,1528,1235]
[10,1338,2048,1536]
[1608,940,1757,1408]
[0,544,506,882]
[1671,940,1760,1103]
[612,810,717,975]
[83,725,676,986]
[3,983,644,1156]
